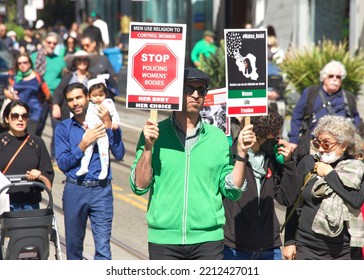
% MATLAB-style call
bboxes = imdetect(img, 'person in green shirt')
[31,32,66,161]
[130,68,255,260]
[190,30,217,67]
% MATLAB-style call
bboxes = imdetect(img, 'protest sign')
[127,22,186,120]
[224,29,268,121]
[200,88,230,136]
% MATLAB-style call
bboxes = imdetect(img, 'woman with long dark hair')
[0,100,54,211]
[243,58,252,75]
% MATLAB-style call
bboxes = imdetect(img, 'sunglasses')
[17,61,30,65]
[328,74,342,80]
[82,44,90,48]
[46,41,57,46]
[312,138,336,150]
[183,86,208,97]
[76,58,89,63]
[10,113,29,121]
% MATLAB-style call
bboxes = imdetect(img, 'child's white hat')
[87,74,110,90]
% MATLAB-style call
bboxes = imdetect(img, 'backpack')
[303,85,356,124]
[8,70,51,104]
[292,85,357,163]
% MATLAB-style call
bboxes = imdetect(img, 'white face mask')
[319,144,342,163]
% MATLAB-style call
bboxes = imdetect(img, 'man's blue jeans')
[62,181,114,260]
[224,246,282,260]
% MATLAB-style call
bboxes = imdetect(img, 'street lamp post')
[16,0,25,25]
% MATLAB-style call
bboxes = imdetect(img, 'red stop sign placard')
[132,43,178,91]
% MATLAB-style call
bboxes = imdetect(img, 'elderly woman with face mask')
[283,115,364,260]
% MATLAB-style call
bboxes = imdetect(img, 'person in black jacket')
[81,33,119,99]
[283,115,364,260]
[223,108,298,260]
[52,50,97,121]
[0,100,54,210]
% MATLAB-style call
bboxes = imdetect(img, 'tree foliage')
[279,39,364,95]
[198,39,226,89]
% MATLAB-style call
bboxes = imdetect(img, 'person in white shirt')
[92,14,110,48]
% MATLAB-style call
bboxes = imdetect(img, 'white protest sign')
[126,22,186,112]
[200,88,230,136]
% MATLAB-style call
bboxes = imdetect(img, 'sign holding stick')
[126,22,186,119]
[150,109,158,122]
[224,29,268,121]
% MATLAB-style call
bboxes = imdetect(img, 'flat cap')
[203,30,215,37]
[184,67,209,87]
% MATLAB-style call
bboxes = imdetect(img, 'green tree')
[279,39,364,95]
[198,39,226,89]
[4,0,25,40]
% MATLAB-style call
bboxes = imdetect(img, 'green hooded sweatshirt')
[130,117,242,245]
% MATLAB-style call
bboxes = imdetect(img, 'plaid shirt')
[311,159,364,247]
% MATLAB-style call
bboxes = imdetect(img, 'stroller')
[0,174,62,260]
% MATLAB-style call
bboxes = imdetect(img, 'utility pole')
[71,0,83,24]
[16,0,25,25]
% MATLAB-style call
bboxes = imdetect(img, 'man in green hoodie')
[130,67,255,260]
[190,30,217,67]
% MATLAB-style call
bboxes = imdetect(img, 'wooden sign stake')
[245,116,250,126]
[150,109,158,122]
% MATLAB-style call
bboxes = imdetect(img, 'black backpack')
[292,85,357,163]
